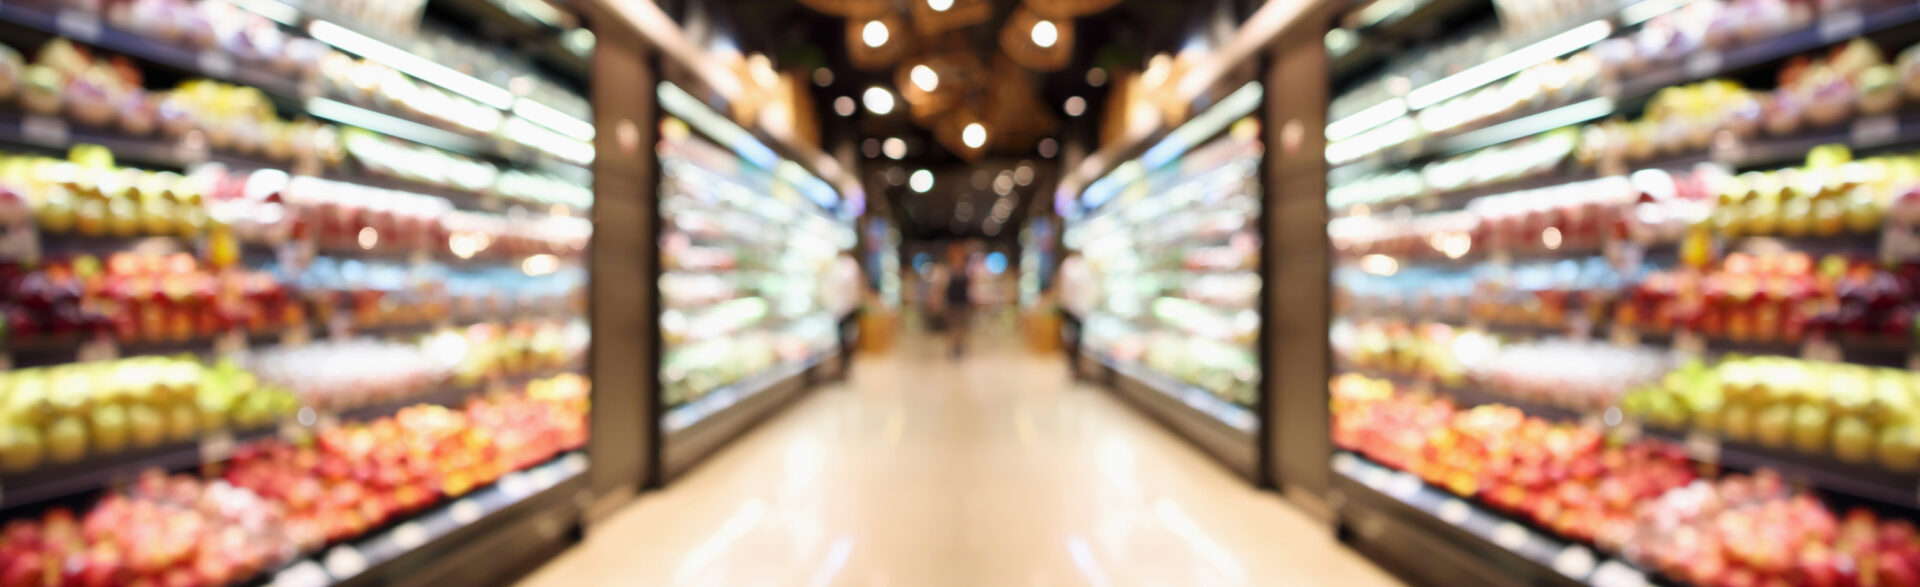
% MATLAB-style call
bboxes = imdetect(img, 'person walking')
[942,252,974,358]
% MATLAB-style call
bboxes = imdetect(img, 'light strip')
[1620,0,1699,25]
[503,117,595,164]
[1405,20,1612,109]
[305,97,484,155]
[1141,82,1265,171]
[1326,98,1408,142]
[657,82,781,171]
[513,98,594,141]
[220,0,299,25]
[1437,97,1614,155]
[308,20,516,110]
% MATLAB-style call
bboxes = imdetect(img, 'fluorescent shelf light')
[1141,81,1263,170]
[513,99,594,142]
[1438,97,1614,155]
[1326,98,1407,142]
[305,97,484,155]
[221,0,299,25]
[1620,0,1699,25]
[1405,20,1612,110]
[657,82,781,170]
[308,20,517,110]
[504,117,595,164]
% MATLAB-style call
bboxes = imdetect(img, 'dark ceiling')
[660,0,1257,240]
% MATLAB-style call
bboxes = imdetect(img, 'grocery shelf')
[1616,3,1920,102]
[0,425,281,513]
[1636,426,1920,511]
[267,451,589,587]
[658,353,825,483]
[1331,452,1651,587]
[1094,353,1262,482]
[0,359,583,513]
[0,3,306,97]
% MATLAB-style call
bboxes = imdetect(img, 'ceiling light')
[1031,20,1058,48]
[1086,68,1107,87]
[1064,96,1086,117]
[813,68,834,86]
[910,169,935,193]
[863,87,895,115]
[883,137,907,159]
[928,0,953,11]
[962,123,987,149]
[910,65,940,92]
[862,20,889,48]
[1038,138,1058,157]
[834,96,856,116]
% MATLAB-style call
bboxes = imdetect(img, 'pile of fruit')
[1620,251,1920,343]
[1617,472,1920,587]
[0,251,298,344]
[2,147,211,240]
[0,356,298,472]
[1622,356,1920,471]
[0,374,587,587]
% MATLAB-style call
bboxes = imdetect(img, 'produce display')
[0,374,586,587]
[0,3,595,585]
[1064,118,1264,417]
[656,116,852,422]
[1328,2,1920,584]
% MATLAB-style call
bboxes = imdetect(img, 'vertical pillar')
[1264,17,1335,522]
[581,6,659,527]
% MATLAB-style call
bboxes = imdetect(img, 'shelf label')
[1592,560,1650,587]
[322,545,366,579]
[1437,499,1471,525]
[55,11,102,43]
[280,324,311,348]
[1609,323,1641,348]
[270,561,329,587]
[498,473,532,499]
[1673,330,1706,357]
[449,499,483,524]
[1684,431,1721,464]
[389,522,428,550]
[197,51,236,79]
[214,330,247,358]
[1803,338,1843,362]
[77,337,117,362]
[1819,9,1865,43]
[20,115,68,148]
[1388,471,1423,499]
[1684,51,1723,78]
[1554,545,1597,580]
[1908,353,1920,372]
[0,220,40,264]
[199,431,235,464]
[1490,522,1529,550]
[1852,114,1901,147]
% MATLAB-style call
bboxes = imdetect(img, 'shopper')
[942,251,975,357]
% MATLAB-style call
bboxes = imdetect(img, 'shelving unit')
[1323,1,1920,585]
[0,0,598,585]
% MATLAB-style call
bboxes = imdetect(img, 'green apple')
[1881,425,1920,471]
[1793,404,1832,453]
[43,416,86,463]
[126,404,164,448]
[1756,404,1795,448]
[0,424,43,472]
[89,404,127,454]
[1834,417,1876,463]
[165,404,197,443]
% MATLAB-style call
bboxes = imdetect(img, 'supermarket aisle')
[518,334,1398,586]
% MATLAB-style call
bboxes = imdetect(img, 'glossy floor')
[518,333,1400,586]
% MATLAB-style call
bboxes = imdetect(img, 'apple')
[0,425,42,472]
[90,404,128,454]
[44,416,86,463]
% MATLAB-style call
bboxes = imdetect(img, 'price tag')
[0,220,40,264]
[1388,471,1423,499]
[1553,545,1597,579]
[1490,522,1529,550]
[1614,419,1643,442]
[1684,431,1721,464]
[213,330,247,358]
[1488,250,1514,266]
[199,431,235,464]
[197,51,236,79]
[1685,51,1723,78]
[449,499,483,524]
[1673,330,1707,357]
[327,314,352,340]
[1437,499,1471,524]
[1709,135,1747,166]
[498,473,532,498]
[1331,452,1359,475]
[1852,114,1901,147]
[21,115,68,148]
[480,194,504,212]
[77,337,118,362]
[389,522,428,550]
[271,560,329,587]
[280,324,311,348]
[1592,560,1650,587]
[322,545,366,579]
[1802,338,1843,362]
[55,10,102,42]
[1819,9,1865,43]
[408,249,431,267]
[1907,353,1920,372]
[298,78,323,100]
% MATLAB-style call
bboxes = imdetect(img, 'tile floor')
[516,334,1401,587]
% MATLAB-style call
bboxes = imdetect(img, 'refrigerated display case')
[1322,1,1920,585]
[1061,81,1266,480]
[0,0,598,585]
[654,81,857,480]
